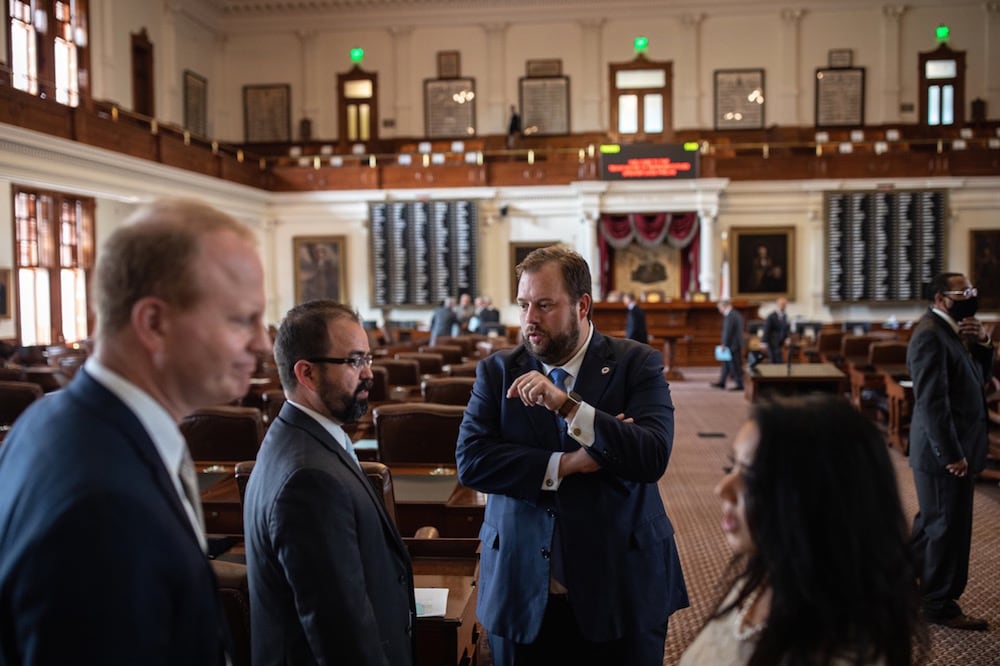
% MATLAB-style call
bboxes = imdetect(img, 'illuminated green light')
[633,36,649,54]
[350,47,365,63]
[935,25,949,42]
[599,144,621,154]
[683,142,699,151]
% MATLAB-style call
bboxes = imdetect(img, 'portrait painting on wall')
[731,227,796,299]
[612,243,682,302]
[970,229,1000,311]
[294,236,347,305]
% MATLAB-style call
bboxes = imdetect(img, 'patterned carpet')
[660,368,1000,665]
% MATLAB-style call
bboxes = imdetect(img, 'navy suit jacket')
[721,309,744,353]
[456,331,688,644]
[907,310,994,475]
[244,403,415,666]
[762,310,790,355]
[0,370,225,665]
[625,304,649,343]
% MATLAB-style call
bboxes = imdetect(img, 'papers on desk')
[414,588,448,617]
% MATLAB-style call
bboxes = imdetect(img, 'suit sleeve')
[270,468,391,666]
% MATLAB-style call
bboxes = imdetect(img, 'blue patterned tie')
[548,367,569,587]
[549,368,570,447]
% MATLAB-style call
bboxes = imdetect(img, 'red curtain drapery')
[598,212,701,299]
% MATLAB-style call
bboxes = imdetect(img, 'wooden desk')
[747,362,847,402]
[846,362,908,415]
[22,365,68,392]
[414,573,478,666]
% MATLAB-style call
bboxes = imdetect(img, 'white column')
[677,13,706,127]
[778,8,806,125]
[806,200,825,311]
[296,30,318,140]
[390,26,415,136]
[212,33,229,141]
[483,23,507,131]
[698,210,717,297]
[985,2,1000,118]
[578,18,605,132]
[160,0,179,123]
[879,5,907,124]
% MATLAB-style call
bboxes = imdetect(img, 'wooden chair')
[210,559,251,666]
[0,380,45,429]
[447,361,479,378]
[395,352,446,376]
[421,377,475,405]
[418,344,464,366]
[373,403,466,466]
[180,406,264,462]
[373,357,421,386]
[260,389,286,427]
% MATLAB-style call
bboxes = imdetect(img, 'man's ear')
[130,296,169,354]
[293,359,319,392]
[578,293,592,320]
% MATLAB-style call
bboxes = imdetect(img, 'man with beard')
[907,273,993,631]
[457,246,688,666]
[243,300,416,665]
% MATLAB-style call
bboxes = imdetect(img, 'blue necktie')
[548,367,570,587]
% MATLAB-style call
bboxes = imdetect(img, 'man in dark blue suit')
[761,296,790,363]
[622,291,648,343]
[0,199,271,664]
[457,246,688,665]
[907,272,993,631]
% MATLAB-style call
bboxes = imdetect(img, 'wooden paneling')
[488,160,593,186]
[0,87,74,139]
[159,133,219,177]
[74,112,157,161]
[380,164,486,189]
[269,165,380,191]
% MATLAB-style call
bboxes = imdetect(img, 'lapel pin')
[601,366,610,375]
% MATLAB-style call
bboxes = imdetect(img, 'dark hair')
[718,394,926,666]
[274,300,360,391]
[514,245,592,319]
[926,272,963,302]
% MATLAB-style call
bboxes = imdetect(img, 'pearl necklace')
[732,585,767,641]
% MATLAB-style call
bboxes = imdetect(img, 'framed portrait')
[731,227,796,299]
[183,70,207,136]
[0,268,11,319]
[425,78,477,138]
[294,236,347,305]
[437,50,461,79]
[509,242,559,302]
[714,69,765,130]
[815,67,865,127]
[243,84,291,143]
[970,229,1000,311]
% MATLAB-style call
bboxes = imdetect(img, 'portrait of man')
[970,230,1000,311]
[295,237,346,304]
[733,228,795,298]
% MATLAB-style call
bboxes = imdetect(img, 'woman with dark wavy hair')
[680,394,927,665]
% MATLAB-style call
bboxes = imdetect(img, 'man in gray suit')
[244,301,416,664]
[907,272,993,631]
[711,299,744,390]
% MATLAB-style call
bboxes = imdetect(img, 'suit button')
[546,508,555,516]
[541,548,550,559]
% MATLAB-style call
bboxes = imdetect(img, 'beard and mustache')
[317,375,373,424]
[523,316,581,365]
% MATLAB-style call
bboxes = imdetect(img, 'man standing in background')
[907,272,993,631]
[761,296,790,363]
[711,298,744,390]
[622,292,649,344]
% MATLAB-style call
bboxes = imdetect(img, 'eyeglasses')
[306,354,375,370]
[940,287,978,298]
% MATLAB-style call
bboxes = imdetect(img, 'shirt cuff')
[565,402,596,447]
[542,452,563,491]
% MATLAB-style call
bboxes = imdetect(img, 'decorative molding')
[881,4,908,20]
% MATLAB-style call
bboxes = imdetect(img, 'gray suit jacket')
[907,310,994,474]
[244,402,415,666]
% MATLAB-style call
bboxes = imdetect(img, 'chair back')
[373,403,466,466]
[360,460,397,526]
[816,330,844,354]
[0,380,45,427]
[180,406,264,462]
[210,559,251,666]
[422,377,475,405]
[395,352,445,376]
[0,367,27,382]
[260,389,286,426]
[369,364,389,402]
[868,341,908,366]
[840,334,878,359]
[418,344,464,365]
[373,358,421,386]
[447,361,479,378]
[234,460,255,508]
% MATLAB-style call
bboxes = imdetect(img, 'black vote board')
[825,190,945,304]
[370,200,478,306]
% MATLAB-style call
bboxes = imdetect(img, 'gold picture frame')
[509,242,559,303]
[731,227,796,299]
[294,236,347,305]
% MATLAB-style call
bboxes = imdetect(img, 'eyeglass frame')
[939,287,978,299]
[306,354,375,370]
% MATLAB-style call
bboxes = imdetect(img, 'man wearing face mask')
[907,272,994,631]
[244,300,416,665]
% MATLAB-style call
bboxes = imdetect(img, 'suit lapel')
[67,370,204,550]
[574,332,617,407]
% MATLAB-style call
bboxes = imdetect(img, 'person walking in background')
[244,300,416,665]
[507,104,522,149]
[680,395,926,665]
[712,298,744,390]
[0,199,271,664]
[457,245,687,666]
[430,296,459,344]
[622,291,649,344]
[761,296,790,363]
[907,272,993,631]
